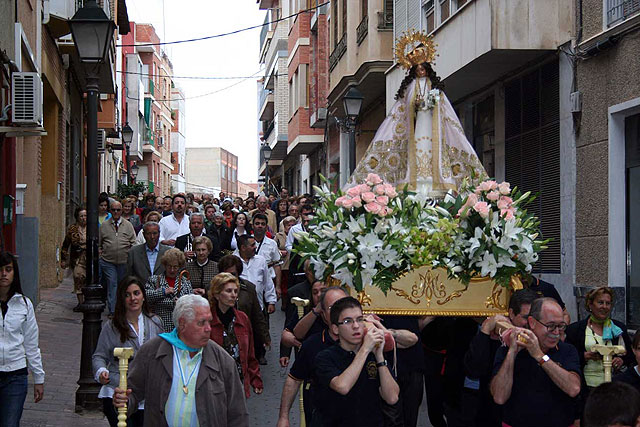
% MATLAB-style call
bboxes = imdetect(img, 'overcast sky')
[127,0,266,183]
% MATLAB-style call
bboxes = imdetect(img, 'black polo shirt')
[529,277,566,309]
[613,365,640,393]
[380,316,424,376]
[289,329,336,382]
[492,341,581,427]
[315,345,385,427]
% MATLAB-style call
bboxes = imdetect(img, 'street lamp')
[130,162,139,180]
[261,143,272,195]
[342,86,364,175]
[69,0,115,412]
[121,123,133,183]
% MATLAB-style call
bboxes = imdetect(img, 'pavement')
[20,274,433,426]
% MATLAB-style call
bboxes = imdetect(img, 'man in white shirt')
[252,213,282,298]
[286,204,314,287]
[159,194,190,247]
[234,235,276,314]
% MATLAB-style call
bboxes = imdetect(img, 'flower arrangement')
[295,173,545,294]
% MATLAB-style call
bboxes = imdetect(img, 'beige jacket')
[127,337,249,427]
[248,208,278,234]
[99,218,136,265]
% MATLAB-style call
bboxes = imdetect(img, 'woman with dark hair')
[230,212,252,251]
[0,252,45,425]
[61,206,87,311]
[98,193,112,225]
[208,273,263,398]
[92,276,163,426]
[348,31,486,197]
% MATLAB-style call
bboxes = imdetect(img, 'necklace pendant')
[183,386,189,394]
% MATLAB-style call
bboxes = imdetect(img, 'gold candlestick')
[591,344,626,382]
[291,297,310,427]
[113,347,134,427]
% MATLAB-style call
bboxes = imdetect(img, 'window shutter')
[407,0,421,31]
[504,60,561,274]
[394,0,408,42]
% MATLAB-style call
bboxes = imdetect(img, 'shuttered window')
[504,60,561,273]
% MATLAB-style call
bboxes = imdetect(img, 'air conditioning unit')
[97,130,106,153]
[11,72,43,126]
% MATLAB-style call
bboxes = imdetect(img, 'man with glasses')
[313,297,399,427]
[491,298,582,427]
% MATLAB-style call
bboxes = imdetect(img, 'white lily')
[477,251,499,277]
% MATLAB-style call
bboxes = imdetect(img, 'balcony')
[377,10,393,30]
[431,0,573,102]
[356,15,368,45]
[329,34,347,72]
[607,0,640,27]
[258,0,276,9]
[258,89,274,121]
[259,14,274,60]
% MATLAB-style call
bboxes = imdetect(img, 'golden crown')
[395,29,438,70]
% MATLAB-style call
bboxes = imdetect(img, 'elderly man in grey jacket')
[113,295,249,427]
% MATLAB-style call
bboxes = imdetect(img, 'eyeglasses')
[336,316,365,327]
[532,317,567,332]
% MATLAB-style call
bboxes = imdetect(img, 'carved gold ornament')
[395,29,438,70]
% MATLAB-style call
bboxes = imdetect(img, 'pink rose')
[361,192,376,203]
[358,184,371,194]
[501,208,515,220]
[374,184,386,195]
[486,191,500,201]
[335,196,347,207]
[498,182,511,195]
[375,195,389,205]
[488,180,498,190]
[497,196,513,210]
[473,201,491,218]
[351,195,362,208]
[383,206,393,216]
[364,202,382,215]
[366,173,383,185]
[346,186,361,198]
[342,198,354,209]
[384,184,398,198]
[465,193,479,208]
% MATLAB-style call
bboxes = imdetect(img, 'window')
[222,164,226,179]
[439,0,449,22]
[504,61,561,273]
[333,0,339,47]
[342,0,347,37]
[626,113,640,327]
[606,0,640,27]
[423,0,435,32]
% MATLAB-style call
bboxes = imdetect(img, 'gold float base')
[333,267,521,316]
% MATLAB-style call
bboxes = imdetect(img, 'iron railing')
[357,15,369,44]
[607,0,640,26]
[329,34,347,72]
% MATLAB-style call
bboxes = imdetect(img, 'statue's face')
[415,64,427,78]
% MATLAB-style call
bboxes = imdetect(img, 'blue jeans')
[0,369,28,427]
[100,259,127,314]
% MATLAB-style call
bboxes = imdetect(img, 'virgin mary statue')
[348,30,487,197]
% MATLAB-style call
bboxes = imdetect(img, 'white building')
[171,85,187,193]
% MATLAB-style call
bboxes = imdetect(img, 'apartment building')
[573,0,640,326]
[185,147,239,197]
[257,0,290,194]
[132,23,174,196]
[326,0,394,187]
[171,86,187,194]
[0,0,130,302]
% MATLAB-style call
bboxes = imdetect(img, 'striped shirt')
[165,346,202,426]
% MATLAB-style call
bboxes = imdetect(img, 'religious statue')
[348,30,487,198]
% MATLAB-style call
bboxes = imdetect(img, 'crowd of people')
[1,187,640,427]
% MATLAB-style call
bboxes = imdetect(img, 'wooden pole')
[113,347,134,427]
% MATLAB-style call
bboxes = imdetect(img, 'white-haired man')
[113,295,248,427]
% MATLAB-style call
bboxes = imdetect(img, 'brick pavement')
[21,273,107,426]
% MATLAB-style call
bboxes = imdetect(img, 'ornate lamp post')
[261,143,272,196]
[68,0,115,411]
[130,162,139,182]
[342,86,364,175]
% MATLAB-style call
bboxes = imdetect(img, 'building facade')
[185,147,239,197]
[170,86,187,194]
[573,0,640,326]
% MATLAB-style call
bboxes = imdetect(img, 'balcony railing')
[329,34,347,72]
[357,15,369,45]
[607,0,640,26]
[377,10,393,30]
[260,14,270,50]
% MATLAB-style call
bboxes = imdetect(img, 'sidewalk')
[21,273,107,427]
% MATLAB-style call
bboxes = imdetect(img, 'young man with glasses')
[490,298,582,427]
[313,297,399,427]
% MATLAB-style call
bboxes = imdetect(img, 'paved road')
[20,275,433,426]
